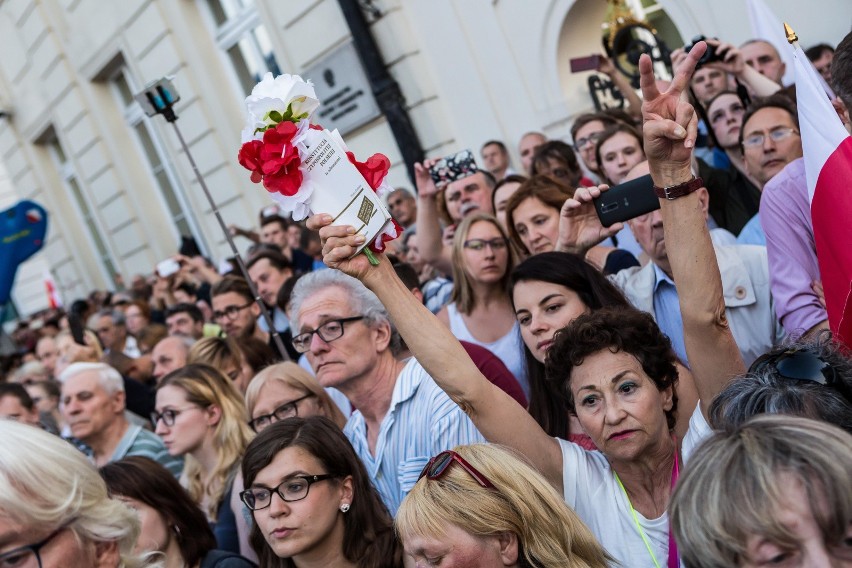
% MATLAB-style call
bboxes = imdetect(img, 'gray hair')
[93,308,126,327]
[289,269,401,354]
[710,333,852,434]
[59,362,125,394]
[0,420,153,568]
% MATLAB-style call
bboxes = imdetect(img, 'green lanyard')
[612,442,680,568]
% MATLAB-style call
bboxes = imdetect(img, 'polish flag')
[43,270,62,309]
[792,39,852,345]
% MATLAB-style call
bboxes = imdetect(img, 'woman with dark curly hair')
[240,417,403,568]
[309,44,731,568]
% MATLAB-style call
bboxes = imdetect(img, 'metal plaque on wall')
[303,42,382,136]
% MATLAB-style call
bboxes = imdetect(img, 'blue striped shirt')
[343,358,485,515]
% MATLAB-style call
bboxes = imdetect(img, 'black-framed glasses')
[249,394,315,432]
[463,238,507,252]
[151,406,201,427]
[749,348,852,403]
[0,524,69,568]
[418,450,496,489]
[742,127,799,148]
[291,316,365,353]
[574,131,604,150]
[212,302,253,322]
[240,474,338,510]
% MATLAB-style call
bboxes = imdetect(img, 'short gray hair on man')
[89,309,126,329]
[709,333,852,434]
[59,362,125,395]
[289,269,401,354]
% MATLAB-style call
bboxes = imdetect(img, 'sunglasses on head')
[418,450,496,489]
[749,348,852,404]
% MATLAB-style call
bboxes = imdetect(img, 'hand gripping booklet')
[237,72,401,258]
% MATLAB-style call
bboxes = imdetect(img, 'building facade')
[0,0,848,314]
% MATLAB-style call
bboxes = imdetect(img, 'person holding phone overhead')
[306,42,743,568]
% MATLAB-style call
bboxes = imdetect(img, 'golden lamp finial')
[784,22,798,45]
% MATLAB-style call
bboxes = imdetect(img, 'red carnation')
[263,144,303,196]
[237,140,264,183]
[346,152,390,191]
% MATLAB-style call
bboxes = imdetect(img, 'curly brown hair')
[544,306,679,430]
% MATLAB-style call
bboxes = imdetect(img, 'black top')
[698,158,762,236]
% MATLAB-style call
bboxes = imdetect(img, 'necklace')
[613,438,680,568]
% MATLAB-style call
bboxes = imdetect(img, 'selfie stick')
[134,78,291,362]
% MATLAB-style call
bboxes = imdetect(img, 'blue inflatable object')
[0,200,47,305]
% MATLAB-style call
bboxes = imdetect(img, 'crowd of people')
[0,31,851,568]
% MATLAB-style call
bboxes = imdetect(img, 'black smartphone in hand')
[593,174,659,227]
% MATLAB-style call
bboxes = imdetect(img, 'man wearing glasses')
[289,269,485,515]
[211,276,267,344]
[747,94,831,339]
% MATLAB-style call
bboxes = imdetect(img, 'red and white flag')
[792,37,852,346]
[43,270,62,309]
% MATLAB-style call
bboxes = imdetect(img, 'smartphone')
[569,54,601,73]
[428,150,478,187]
[594,174,659,227]
[156,258,181,278]
[68,313,86,346]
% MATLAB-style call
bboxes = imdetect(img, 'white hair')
[288,269,401,354]
[59,362,125,394]
[0,420,155,567]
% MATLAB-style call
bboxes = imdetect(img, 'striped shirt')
[344,358,485,515]
[109,424,184,477]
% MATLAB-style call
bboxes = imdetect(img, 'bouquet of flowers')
[237,72,401,258]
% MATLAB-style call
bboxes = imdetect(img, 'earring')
[173,525,182,538]
[339,503,350,513]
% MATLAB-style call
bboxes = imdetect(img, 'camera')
[684,35,722,68]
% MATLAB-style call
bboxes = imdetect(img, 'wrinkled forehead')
[742,106,796,134]
[297,286,354,327]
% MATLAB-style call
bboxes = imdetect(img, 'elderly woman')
[397,444,611,567]
[310,43,727,567]
[0,420,147,568]
[670,415,852,567]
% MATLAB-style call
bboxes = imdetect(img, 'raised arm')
[413,160,454,275]
[310,218,564,491]
[638,44,746,418]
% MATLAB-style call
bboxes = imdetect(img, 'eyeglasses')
[151,406,201,427]
[291,316,365,353]
[0,523,70,568]
[212,302,253,322]
[574,131,603,150]
[749,348,852,404]
[240,474,338,510]
[418,450,496,489]
[742,127,799,148]
[249,394,315,432]
[463,238,507,252]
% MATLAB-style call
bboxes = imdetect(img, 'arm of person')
[638,43,746,419]
[707,40,781,98]
[414,160,454,275]
[311,222,565,492]
[599,54,643,118]
[554,185,623,257]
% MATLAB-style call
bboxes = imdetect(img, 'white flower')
[240,72,320,143]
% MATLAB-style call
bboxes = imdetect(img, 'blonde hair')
[157,363,253,520]
[244,362,346,428]
[396,444,610,568]
[0,421,154,568]
[450,212,518,315]
[187,336,243,371]
[670,415,852,568]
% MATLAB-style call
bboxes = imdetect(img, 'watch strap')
[653,176,704,200]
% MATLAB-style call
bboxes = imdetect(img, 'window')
[204,0,281,94]
[111,68,208,254]
[44,130,119,286]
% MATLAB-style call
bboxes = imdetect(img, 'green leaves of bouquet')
[254,102,310,136]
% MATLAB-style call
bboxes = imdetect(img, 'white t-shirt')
[558,405,710,568]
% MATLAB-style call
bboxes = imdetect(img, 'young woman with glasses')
[397,444,611,568]
[0,420,145,568]
[154,363,253,555]
[244,362,346,434]
[436,212,529,397]
[240,416,403,567]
